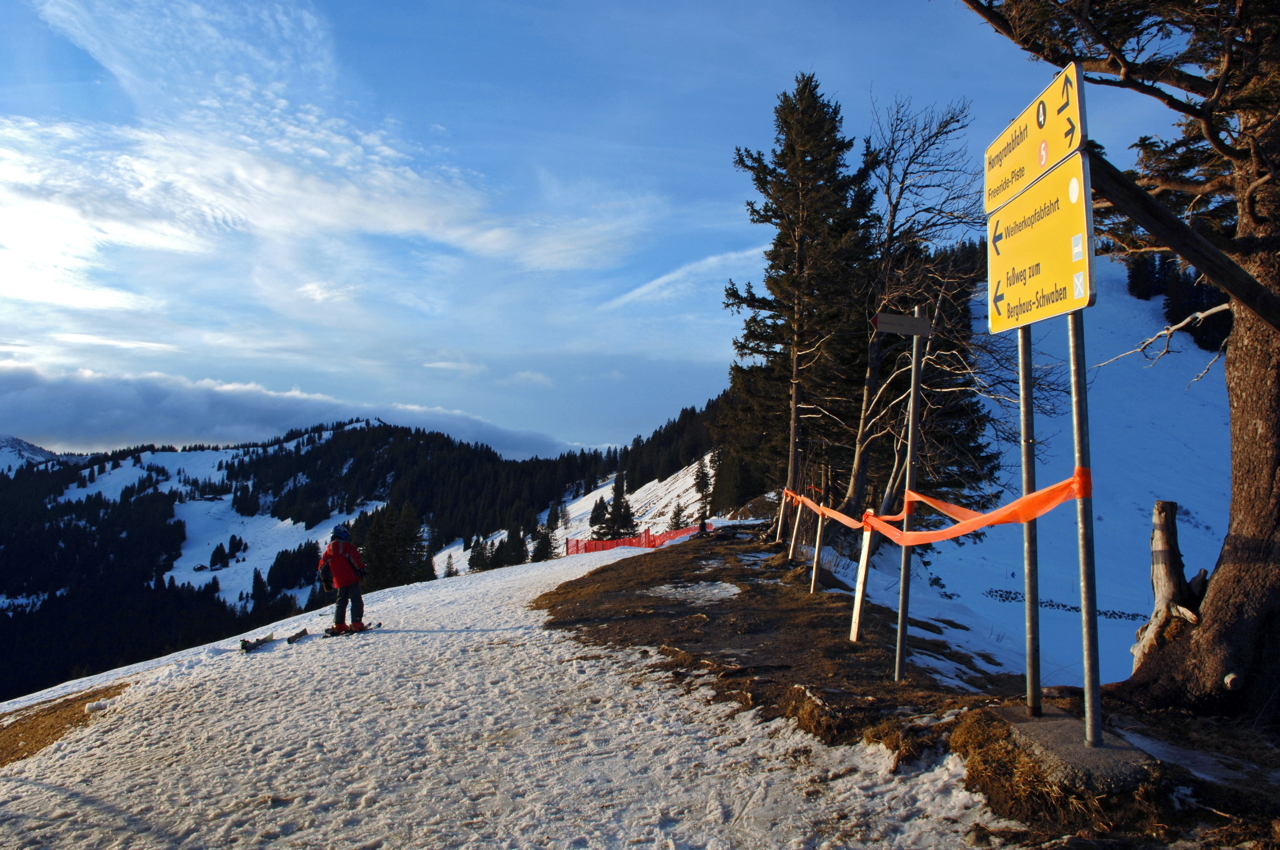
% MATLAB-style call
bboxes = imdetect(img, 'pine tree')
[467,539,490,572]
[722,73,879,500]
[1125,253,1161,301]
[588,497,608,532]
[443,553,457,578]
[530,528,553,562]
[693,457,712,521]
[668,500,686,532]
[602,473,638,540]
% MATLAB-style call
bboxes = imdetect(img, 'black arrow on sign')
[1064,116,1077,147]
[1058,73,1074,114]
[994,279,1005,317]
[992,220,1003,256]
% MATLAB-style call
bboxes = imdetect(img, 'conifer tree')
[722,73,879,500]
[601,473,639,540]
[668,499,686,532]
[530,528,553,562]
[467,539,490,572]
[588,497,608,532]
[693,457,712,522]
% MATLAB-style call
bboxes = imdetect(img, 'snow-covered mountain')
[0,435,60,471]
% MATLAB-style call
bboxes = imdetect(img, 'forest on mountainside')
[0,407,719,702]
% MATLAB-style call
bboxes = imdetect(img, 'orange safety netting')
[783,467,1091,547]
[565,522,714,556]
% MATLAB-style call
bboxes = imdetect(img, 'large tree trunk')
[1125,204,1280,721]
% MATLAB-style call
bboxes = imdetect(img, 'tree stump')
[1131,501,1207,673]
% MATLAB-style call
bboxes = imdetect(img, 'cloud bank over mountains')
[0,362,569,459]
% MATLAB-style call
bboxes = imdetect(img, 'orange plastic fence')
[565,522,713,556]
[783,467,1091,547]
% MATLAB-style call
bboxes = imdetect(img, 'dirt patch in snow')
[534,525,1280,848]
[0,683,129,767]
[533,525,1011,746]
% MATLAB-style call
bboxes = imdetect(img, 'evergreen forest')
[0,409,716,703]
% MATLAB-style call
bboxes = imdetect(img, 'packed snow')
[0,552,1008,849]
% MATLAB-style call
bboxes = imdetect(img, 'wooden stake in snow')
[849,526,873,642]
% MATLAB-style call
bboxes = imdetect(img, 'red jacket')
[319,540,367,589]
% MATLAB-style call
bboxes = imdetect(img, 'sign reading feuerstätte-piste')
[984,63,1086,215]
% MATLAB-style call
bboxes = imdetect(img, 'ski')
[322,622,382,638]
[239,632,275,653]
[286,628,308,644]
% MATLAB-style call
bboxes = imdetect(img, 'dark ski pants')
[335,583,364,625]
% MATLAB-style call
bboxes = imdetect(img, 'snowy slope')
[431,452,715,575]
[820,258,1230,687]
[0,435,60,472]
[53,432,381,608]
[0,550,1007,849]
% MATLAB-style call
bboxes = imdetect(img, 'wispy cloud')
[423,359,487,378]
[601,246,767,310]
[500,370,554,388]
[1,0,656,330]
[52,333,179,352]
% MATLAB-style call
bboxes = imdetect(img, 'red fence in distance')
[565,523,713,556]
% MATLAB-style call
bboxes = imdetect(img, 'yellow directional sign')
[987,152,1094,334]
[984,63,1086,215]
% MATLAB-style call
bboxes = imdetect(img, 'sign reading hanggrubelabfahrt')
[987,151,1095,334]
[984,63,1086,215]
[871,312,932,337]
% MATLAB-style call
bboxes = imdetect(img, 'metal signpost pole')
[1068,310,1103,746]
[1018,325,1042,717]
[893,306,925,683]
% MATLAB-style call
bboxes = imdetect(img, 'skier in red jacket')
[318,524,369,635]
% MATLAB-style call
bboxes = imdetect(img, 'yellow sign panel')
[984,63,1086,214]
[987,152,1095,334]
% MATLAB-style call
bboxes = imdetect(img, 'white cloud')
[52,333,179,352]
[500,370,554,387]
[602,246,767,310]
[297,280,356,303]
[423,360,487,378]
[3,0,655,309]
[0,362,568,459]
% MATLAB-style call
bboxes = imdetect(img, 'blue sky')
[0,0,1174,457]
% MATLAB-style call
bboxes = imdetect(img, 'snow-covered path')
[1,552,1004,849]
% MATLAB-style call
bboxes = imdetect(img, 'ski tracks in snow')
[0,551,1005,848]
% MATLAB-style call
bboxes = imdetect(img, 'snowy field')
[0,551,1007,849]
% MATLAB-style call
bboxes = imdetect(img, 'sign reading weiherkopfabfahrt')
[987,151,1095,334]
